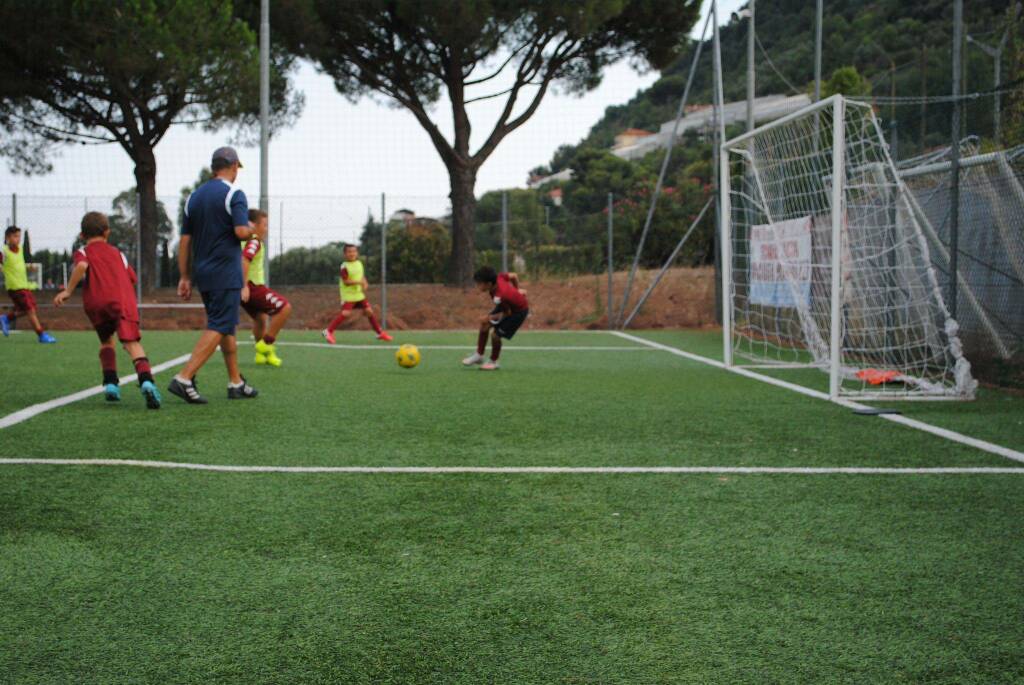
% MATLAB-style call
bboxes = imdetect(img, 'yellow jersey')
[339,259,365,302]
[2,245,33,291]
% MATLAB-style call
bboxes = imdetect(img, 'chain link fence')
[898,144,1024,361]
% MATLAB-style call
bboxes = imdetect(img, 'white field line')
[0,353,190,430]
[612,331,1024,464]
[271,342,652,352]
[0,458,1021,474]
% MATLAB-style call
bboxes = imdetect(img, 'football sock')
[477,329,488,355]
[490,336,502,361]
[262,334,275,345]
[327,311,347,332]
[100,347,117,383]
[133,357,153,385]
[367,312,383,335]
[173,374,192,385]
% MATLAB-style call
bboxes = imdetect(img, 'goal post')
[720,95,977,400]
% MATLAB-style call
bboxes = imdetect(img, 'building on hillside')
[612,128,654,151]
[611,94,811,160]
[527,167,573,190]
[390,209,416,224]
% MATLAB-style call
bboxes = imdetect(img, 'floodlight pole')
[259,0,270,285]
[713,0,732,366]
[747,0,755,132]
[814,0,823,101]
[381,192,387,328]
[950,0,963,320]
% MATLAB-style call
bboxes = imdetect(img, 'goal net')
[720,95,976,400]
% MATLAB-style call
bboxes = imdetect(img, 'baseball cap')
[211,146,243,168]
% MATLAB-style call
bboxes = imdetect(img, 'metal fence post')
[380,192,387,329]
[950,0,963,319]
[259,0,270,286]
[501,191,509,272]
[62,262,68,289]
[11,193,16,227]
[607,192,613,329]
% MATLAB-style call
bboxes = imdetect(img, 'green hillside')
[546,0,1016,169]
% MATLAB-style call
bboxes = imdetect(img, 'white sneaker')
[480,360,500,371]
[462,352,484,366]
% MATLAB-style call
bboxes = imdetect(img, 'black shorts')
[490,307,528,340]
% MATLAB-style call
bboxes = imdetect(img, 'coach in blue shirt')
[168,146,259,404]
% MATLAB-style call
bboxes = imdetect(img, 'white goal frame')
[719,95,975,401]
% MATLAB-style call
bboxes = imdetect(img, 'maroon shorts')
[341,299,371,311]
[242,283,289,318]
[86,304,141,342]
[6,289,36,314]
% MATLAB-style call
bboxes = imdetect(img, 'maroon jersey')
[73,241,139,321]
[491,273,528,313]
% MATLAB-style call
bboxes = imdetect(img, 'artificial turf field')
[1,328,1023,683]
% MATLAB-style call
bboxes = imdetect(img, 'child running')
[321,243,392,343]
[241,208,292,366]
[462,266,529,371]
[53,212,161,408]
[1,225,57,343]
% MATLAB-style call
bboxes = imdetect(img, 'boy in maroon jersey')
[462,266,529,371]
[53,212,161,408]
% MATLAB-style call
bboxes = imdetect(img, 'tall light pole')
[259,0,270,282]
[950,0,963,320]
[745,2,755,132]
[814,0,823,101]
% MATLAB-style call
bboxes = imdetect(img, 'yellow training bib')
[339,259,365,302]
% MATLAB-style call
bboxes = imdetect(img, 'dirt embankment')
[37,267,717,332]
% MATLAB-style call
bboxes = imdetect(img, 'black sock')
[102,370,119,385]
[138,371,154,386]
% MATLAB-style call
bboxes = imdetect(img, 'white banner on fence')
[750,216,812,308]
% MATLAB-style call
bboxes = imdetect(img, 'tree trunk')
[133,146,158,293]
[447,163,477,286]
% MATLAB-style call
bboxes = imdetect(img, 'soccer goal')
[720,95,976,400]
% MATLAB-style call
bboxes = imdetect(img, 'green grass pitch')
[1,329,1023,683]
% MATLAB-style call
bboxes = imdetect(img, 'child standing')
[462,266,529,371]
[241,208,292,367]
[1,225,57,342]
[53,212,161,408]
[321,243,392,343]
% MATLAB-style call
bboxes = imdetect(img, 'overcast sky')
[2,0,746,252]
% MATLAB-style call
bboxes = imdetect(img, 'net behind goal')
[720,95,976,400]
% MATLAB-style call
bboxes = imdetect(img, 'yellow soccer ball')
[396,343,420,369]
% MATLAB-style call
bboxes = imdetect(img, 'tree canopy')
[271,0,701,284]
[0,0,301,290]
